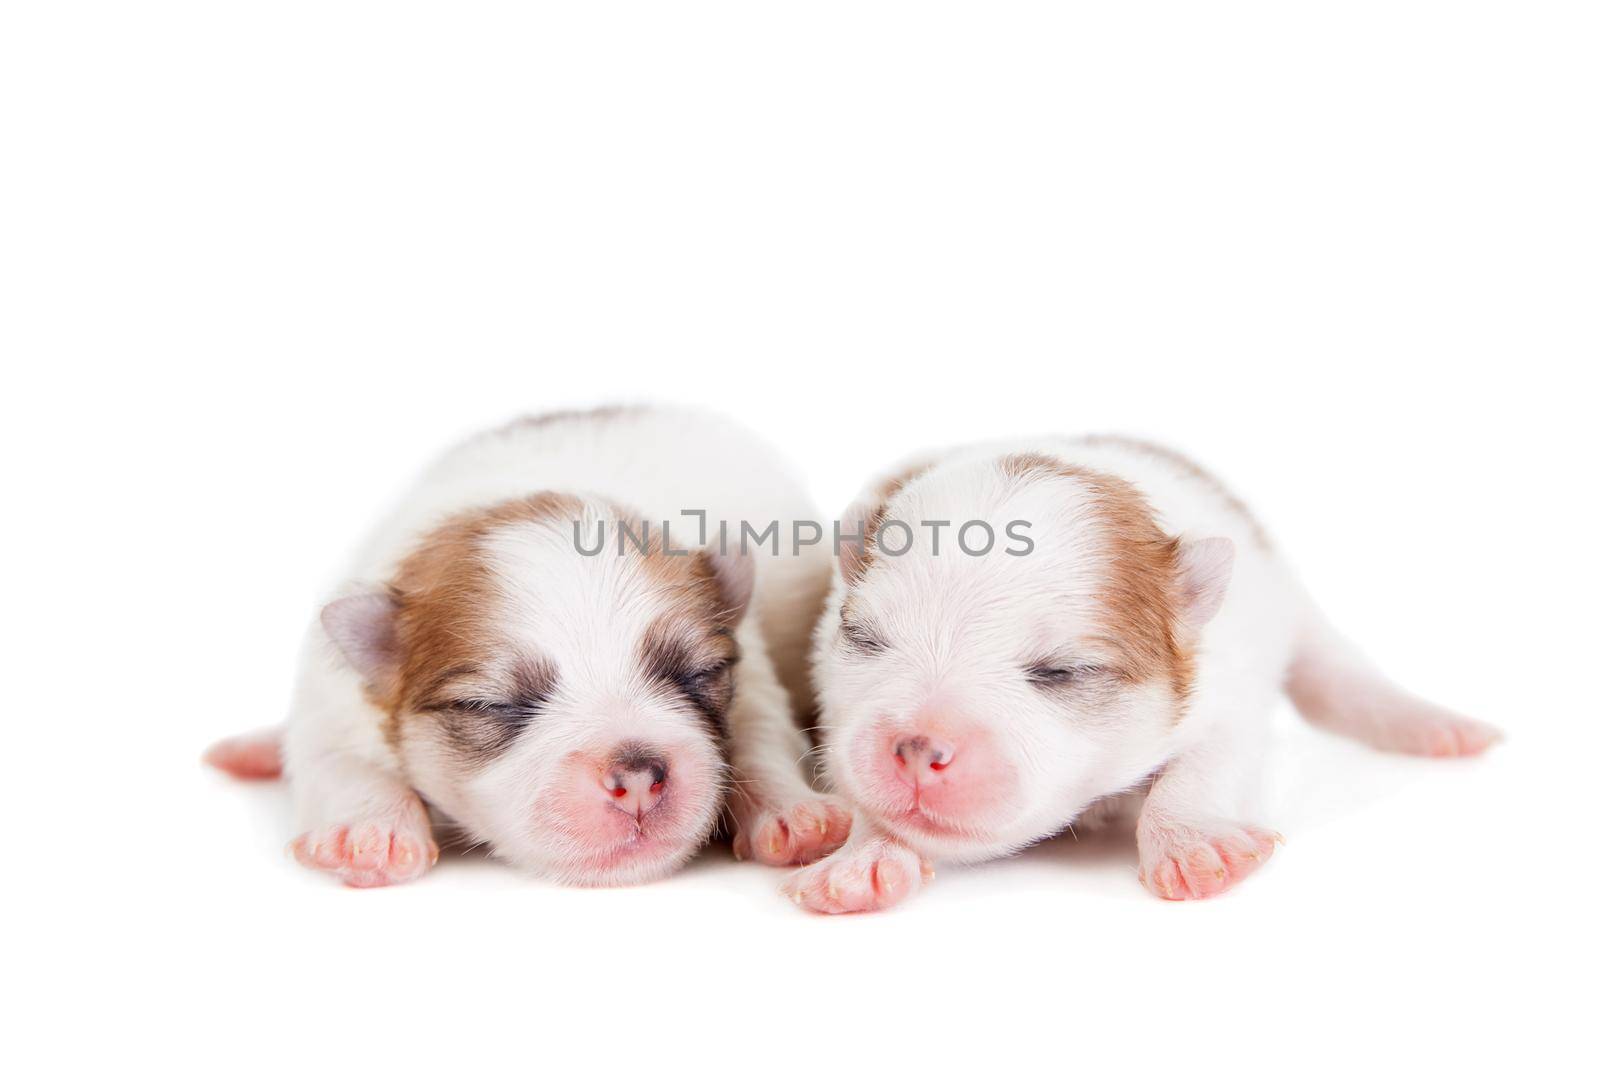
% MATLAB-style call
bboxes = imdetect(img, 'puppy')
[787,436,1500,912]
[207,407,850,886]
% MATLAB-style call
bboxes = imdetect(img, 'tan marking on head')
[380,491,745,752]
[841,459,934,584]
[374,494,584,741]
[635,532,735,620]
[998,452,1194,707]
[1076,435,1270,548]
[997,452,1073,481]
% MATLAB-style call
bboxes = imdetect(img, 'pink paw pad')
[290,819,438,888]
[782,840,932,914]
[1139,825,1280,901]
[733,797,853,867]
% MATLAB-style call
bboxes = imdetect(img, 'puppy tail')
[203,726,285,780]
[1285,610,1502,758]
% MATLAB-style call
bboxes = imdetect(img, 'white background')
[4,2,1595,1063]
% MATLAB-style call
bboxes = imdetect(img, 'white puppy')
[208,408,850,886]
[788,436,1500,912]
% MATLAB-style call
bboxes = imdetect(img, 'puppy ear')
[321,589,402,694]
[702,548,755,626]
[837,456,935,585]
[1174,537,1234,630]
[837,495,878,586]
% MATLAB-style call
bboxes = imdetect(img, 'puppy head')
[322,493,751,886]
[816,452,1231,861]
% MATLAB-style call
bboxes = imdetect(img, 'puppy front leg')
[782,818,934,914]
[723,632,851,867]
[288,754,437,889]
[1136,723,1280,901]
[284,655,437,889]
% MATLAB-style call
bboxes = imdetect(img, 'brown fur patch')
[997,452,1071,481]
[871,461,934,506]
[374,493,584,744]
[635,530,736,619]
[998,452,1195,705]
[377,490,743,754]
[840,459,934,585]
[1077,434,1269,548]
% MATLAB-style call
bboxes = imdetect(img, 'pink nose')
[602,751,669,818]
[893,735,956,784]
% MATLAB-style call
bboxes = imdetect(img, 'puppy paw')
[1138,821,1279,901]
[290,801,438,888]
[782,838,932,914]
[1382,709,1503,758]
[203,727,284,780]
[732,795,853,867]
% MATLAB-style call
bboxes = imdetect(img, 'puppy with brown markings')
[207,408,850,887]
[788,436,1501,912]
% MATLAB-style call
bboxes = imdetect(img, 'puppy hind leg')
[1287,616,1502,758]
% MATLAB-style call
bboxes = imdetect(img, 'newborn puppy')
[788,437,1501,912]
[207,408,849,887]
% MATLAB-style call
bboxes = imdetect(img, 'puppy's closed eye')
[430,685,554,761]
[1024,662,1107,688]
[423,657,558,725]
[451,697,544,720]
[673,659,733,695]
[840,618,888,654]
